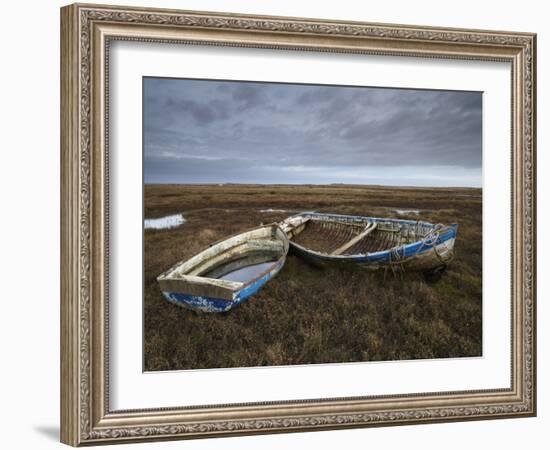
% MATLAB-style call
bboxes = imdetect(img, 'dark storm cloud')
[143,77,482,186]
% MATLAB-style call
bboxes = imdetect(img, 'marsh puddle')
[394,209,420,216]
[144,213,185,230]
[259,208,291,213]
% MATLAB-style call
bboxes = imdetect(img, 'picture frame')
[60,2,536,446]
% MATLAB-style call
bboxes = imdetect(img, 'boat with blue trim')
[279,212,457,273]
[157,224,289,313]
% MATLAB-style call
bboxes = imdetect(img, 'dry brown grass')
[144,184,482,371]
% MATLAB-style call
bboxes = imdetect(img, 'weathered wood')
[279,212,458,272]
[279,216,309,237]
[164,226,277,277]
[331,222,378,255]
[158,275,243,300]
[157,224,290,309]
[187,240,284,277]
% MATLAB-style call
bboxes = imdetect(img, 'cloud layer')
[144,77,482,187]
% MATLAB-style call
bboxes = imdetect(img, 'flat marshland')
[144,184,482,371]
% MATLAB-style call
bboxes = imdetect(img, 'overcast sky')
[143,77,482,187]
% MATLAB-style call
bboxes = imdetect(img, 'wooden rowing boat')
[279,212,458,272]
[157,224,289,312]
[158,212,456,312]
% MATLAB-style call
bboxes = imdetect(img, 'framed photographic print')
[60,3,536,446]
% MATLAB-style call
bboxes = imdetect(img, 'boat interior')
[286,216,430,256]
[160,224,288,283]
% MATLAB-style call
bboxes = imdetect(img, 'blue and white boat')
[157,224,289,313]
[279,212,458,273]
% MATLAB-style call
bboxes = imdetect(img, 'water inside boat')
[212,260,277,282]
[202,251,278,281]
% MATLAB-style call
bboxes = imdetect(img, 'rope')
[384,222,452,279]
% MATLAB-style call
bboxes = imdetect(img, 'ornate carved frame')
[60,3,536,446]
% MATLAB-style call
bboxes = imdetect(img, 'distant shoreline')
[144,183,482,190]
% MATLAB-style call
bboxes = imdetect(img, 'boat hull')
[157,224,289,313]
[161,257,286,313]
[281,212,458,272]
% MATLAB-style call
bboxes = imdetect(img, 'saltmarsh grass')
[144,184,482,371]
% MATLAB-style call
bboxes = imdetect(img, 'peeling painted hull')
[162,258,286,313]
[157,224,289,313]
[280,212,458,271]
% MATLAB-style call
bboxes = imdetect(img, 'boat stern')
[432,223,459,264]
[450,223,459,237]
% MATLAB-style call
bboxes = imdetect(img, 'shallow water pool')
[144,214,185,230]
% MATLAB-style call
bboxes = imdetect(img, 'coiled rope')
[384,223,453,279]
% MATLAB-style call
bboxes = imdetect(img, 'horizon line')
[144,182,482,189]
